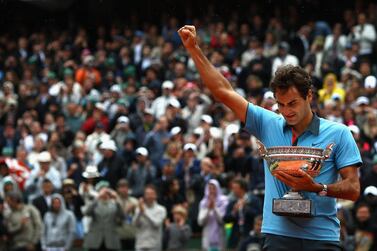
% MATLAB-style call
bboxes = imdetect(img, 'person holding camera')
[83,180,124,251]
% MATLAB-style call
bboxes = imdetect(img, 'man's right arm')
[178,25,248,123]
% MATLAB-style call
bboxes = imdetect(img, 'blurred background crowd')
[0,0,377,250]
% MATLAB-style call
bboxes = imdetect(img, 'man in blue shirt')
[178,25,361,250]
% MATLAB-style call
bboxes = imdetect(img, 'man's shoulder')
[319,117,349,132]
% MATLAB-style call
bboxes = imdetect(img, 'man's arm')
[274,165,360,201]
[327,166,360,201]
[178,25,248,123]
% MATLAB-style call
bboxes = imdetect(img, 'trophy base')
[272,192,313,217]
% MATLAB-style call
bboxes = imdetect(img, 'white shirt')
[272,54,299,77]
[351,23,376,55]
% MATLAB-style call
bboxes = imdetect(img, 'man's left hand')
[273,169,321,192]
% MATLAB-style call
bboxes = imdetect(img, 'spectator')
[111,116,135,150]
[83,181,124,251]
[25,151,62,202]
[271,42,299,76]
[31,178,54,219]
[133,185,167,251]
[0,197,8,251]
[5,191,42,251]
[224,178,263,250]
[98,140,127,189]
[143,115,170,169]
[150,80,178,118]
[115,179,138,250]
[198,179,229,251]
[41,193,76,251]
[349,12,376,58]
[354,203,377,251]
[239,215,263,251]
[127,147,156,198]
[164,205,192,251]
[61,179,85,239]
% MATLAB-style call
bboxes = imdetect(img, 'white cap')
[193,127,204,136]
[95,102,106,112]
[364,186,377,196]
[82,165,100,179]
[225,124,240,136]
[355,96,370,106]
[183,143,197,152]
[100,140,117,151]
[364,75,377,89]
[144,108,154,115]
[117,116,129,124]
[110,85,122,93]
[168,99,181,108]
[162,80,174,89]
[210,127,222,139]
[170,126,181,136]
[38,151,52,163]
[84,55,95,65]
[135,147,149,156]
[348,125,360,135]
[263,91,275,100]
[201,114,213,125]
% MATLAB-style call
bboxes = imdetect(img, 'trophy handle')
[323,143,335,159]
[256,140,268,157]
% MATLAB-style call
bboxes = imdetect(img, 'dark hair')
[117,178,129,188]
[270,65,312,99]
[144,184,157,193]
[6,191,23,203]
[232,178,248,192]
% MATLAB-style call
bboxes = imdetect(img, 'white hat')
[183,143,197,152]
[38,151,52,163]
[95,102,106,111]
[100,140,117,151]
[110,85,122,93]
[201,114,213,125]
[364,75,377,89]
[193,127,204,136]
[83,55,95,65]
[168,99,181,108]
[348,125,360,135]
[82,165,100,179]
[135,147,148,156]
[263,91,275,100]
[364,186,377,196]
[225,124,240,136]
[117,116,129,124]
[355,96,370,106]
[162,80,174,89]
[210,127,222,139]
[170,126,181,136]
[144,108,154,115]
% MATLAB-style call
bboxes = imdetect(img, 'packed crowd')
[0,1,377,251]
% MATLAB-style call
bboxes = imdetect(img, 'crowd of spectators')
[0,1,377,251]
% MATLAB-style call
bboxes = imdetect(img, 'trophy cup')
[256,140,335,217]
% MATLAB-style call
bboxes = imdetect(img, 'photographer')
[83,181,124,251]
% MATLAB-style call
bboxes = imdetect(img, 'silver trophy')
[256,140,335,217]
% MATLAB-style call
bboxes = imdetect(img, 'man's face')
[117,185,129,197]
[356,206,370,222]
[275,86,312,127]
[51,198,61,212]
[144,187,157,205]
[42,182,54,195]
[231,182,244,198]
